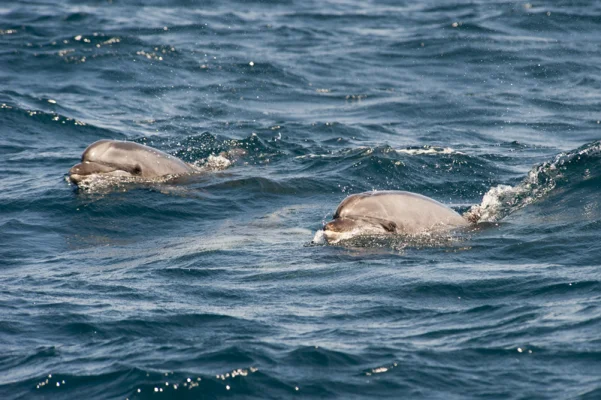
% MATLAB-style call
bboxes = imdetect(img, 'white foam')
[295,147,370,160]
[204,154,231,170]
[464,185,514,223]
[312,230,326,244]
[295,146,460,160]
[395,147,461,155]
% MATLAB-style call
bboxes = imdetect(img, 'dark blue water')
[2,1,601,398]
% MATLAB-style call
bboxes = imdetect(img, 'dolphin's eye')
[381,221,397,233]
[132,165,142,175]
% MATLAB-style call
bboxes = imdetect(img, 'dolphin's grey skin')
[322,191,469,243]
[69,140,195,185]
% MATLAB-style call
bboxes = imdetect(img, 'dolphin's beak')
[68,161,122,184]
[322,217,393,243]
[322,218,362,243]
[323,218,359,233]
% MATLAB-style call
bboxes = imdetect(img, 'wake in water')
[465,140,601,223]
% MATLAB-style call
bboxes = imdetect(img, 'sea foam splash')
[466,141,601,223]
[312,230,327,244]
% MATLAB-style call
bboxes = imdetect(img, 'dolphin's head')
[322,216,397,244]
[68,140,144,185]
[68,160,138,184]
[68,140,193,185]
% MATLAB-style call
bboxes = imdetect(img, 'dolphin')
[68,140,195,185]
[321,191,469,243]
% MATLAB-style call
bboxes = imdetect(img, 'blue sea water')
[1,0,601,398]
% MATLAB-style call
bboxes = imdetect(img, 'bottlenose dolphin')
[69,140,195,185]
[321,191,469,243]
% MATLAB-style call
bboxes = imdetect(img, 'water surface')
[1,1,601,398]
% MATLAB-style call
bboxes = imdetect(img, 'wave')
[466,140,601,223]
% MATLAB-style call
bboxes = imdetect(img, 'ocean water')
[1,0,601,398]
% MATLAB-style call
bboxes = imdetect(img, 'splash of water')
[466,141,601,223]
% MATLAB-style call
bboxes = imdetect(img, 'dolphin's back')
[336,191,468,234]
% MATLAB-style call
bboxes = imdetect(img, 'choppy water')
[2,1,601,398]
